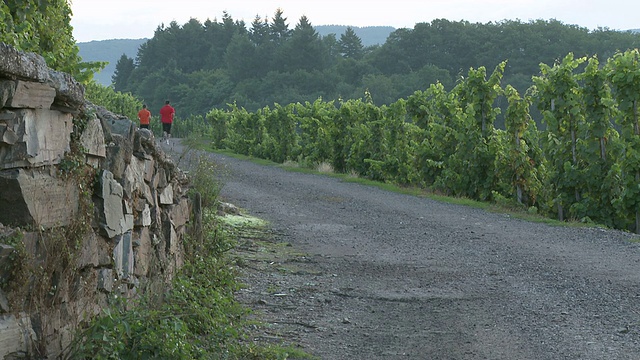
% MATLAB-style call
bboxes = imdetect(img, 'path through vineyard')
[170,141,640,359]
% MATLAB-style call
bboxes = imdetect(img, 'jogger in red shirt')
[159,100,175,144]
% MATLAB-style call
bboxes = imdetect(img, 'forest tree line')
[111,8,640,121]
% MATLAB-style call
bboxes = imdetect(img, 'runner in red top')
[138,104,151,129]
[159,100,175,144]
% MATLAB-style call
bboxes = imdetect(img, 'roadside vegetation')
[65,152,313,359]
[182,135,582,230]
[178,55,640,234]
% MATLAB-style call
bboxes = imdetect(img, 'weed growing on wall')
[0,230,26,291]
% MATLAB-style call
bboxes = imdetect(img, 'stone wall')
[0,43,192,358]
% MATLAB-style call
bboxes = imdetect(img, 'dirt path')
[168,141,640,360]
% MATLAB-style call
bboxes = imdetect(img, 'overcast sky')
[70,0,640,42]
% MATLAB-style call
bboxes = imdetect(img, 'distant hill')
[77,26,394,87]
[78,38,147,86]
[315,25,395,47]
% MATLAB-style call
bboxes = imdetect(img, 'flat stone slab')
[0,168,78,228]
[3,80,55,109]
[0,108,72,169]
[0,313,35,358]
[79,116,106,158]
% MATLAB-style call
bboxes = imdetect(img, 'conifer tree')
[112,54,135,91]
[270,8,291,45]
[339,27,364,60]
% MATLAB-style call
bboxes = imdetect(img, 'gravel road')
[169,141,640,360]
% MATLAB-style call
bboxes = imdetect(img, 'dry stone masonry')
[0,43,193,358]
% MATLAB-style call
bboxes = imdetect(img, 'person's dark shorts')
[140,124,149,129]
[162,122,172,134]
